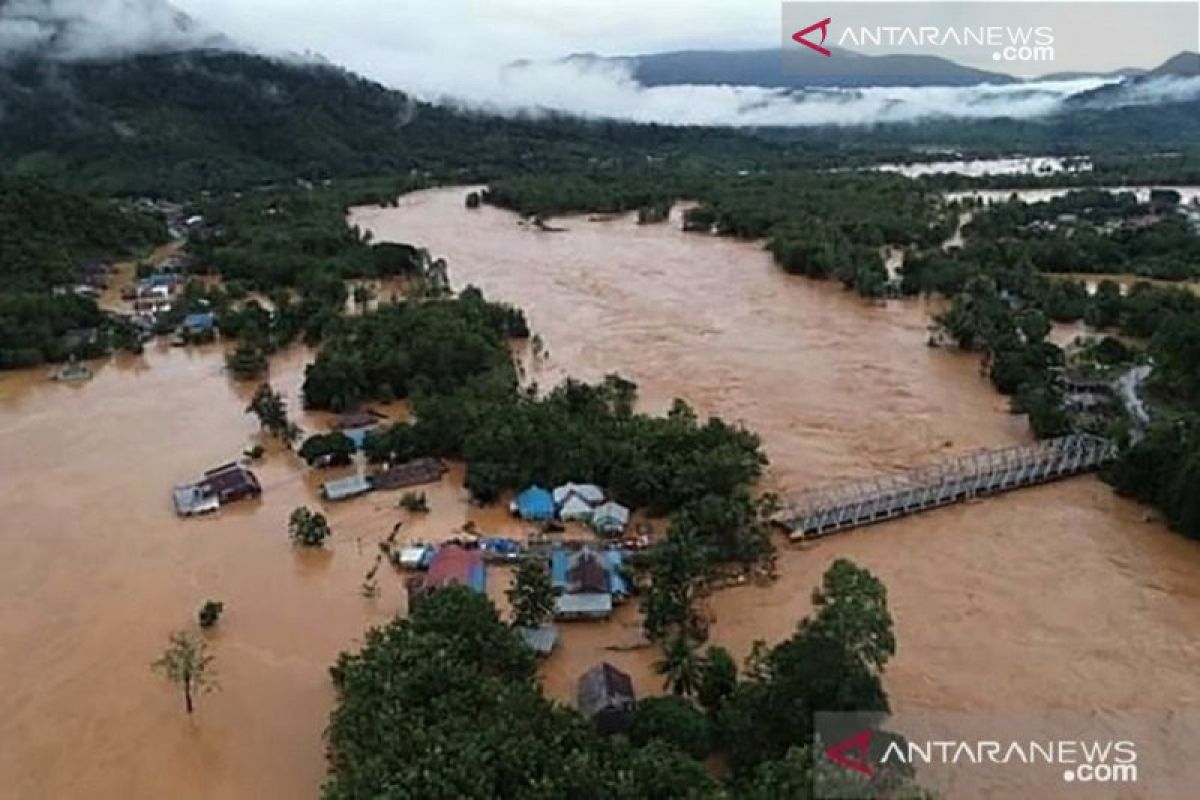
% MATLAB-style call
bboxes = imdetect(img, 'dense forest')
[325,563,929,799]
[0,177,166,367]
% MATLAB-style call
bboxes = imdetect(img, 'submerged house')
[514,485,555,521]
[371,458,448,491]
[321,474,373,502]
[578,662,637,735]
[406,544,486,609]
[173,463,261,516]
[551,547,624,621]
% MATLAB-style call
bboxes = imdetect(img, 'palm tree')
[654,635,702,697]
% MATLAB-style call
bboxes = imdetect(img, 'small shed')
[577,662,636,735]
[322,475,373,502]
[592,502,631,536]
[397,545,435,570]
[332,409,384,431]
[515,485,555,521]
[516,625,560,657]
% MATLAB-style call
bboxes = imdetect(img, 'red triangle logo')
[793,18,833,57]
[826,729,876,777]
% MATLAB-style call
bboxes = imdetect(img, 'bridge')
[777,434,1118,541]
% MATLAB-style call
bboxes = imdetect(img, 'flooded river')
[2,187,1200,798]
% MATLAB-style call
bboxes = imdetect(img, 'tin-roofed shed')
[577,662,636,735]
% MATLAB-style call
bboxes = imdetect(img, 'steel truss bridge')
[778,434,1118,540]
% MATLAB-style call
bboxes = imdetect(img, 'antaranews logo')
[825,729,875,777]
[792,17,832,56]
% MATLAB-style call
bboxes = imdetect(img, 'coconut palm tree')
[655,635,702,697]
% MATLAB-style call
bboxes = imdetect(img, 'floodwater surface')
[1,187,1199,798]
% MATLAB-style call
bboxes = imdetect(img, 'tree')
[506,558,555,629]
[152,630,217,714]
[640,530,712,641]
[655,635,703,697]
[697,645,738,714]
[630,696,712,759]
[298,432,355,468]
[289,506,332,547]
[247,383,300,446]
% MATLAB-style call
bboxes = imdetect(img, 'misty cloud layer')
[0,0,227,61]
[3,0,1196,128]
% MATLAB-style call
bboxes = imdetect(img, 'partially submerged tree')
[289,506,332,547]
[152,630,217,715]
[247,382,301,447]
[197,600,224,629]
[506,558,555,629]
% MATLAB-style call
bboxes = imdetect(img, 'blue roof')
[516,485,555,520]
[603,550,630,598]
[481,537,521,556]
[183,312,216,332]
[550,545,569,591]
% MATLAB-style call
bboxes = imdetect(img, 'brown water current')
[0,186,1198,798]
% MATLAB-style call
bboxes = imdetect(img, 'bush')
[198,600,224,629]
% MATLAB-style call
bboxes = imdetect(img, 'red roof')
[424,544,484,591]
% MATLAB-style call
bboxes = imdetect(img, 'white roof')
[322,475,373,501]
[555,593,613,619]
[559,495,595,520]
[398,546,431,568]
[553,483,605,506]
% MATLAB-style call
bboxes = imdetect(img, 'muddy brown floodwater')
[2,186,1199,799]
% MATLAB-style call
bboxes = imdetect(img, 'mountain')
[1148,51,1200,78]
[1064,51,1200,109]
[544,48,1018,89]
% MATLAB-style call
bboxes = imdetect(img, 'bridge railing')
[778,434,1117,539]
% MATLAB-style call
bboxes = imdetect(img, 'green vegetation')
[0,177,166,368]
[197,600,224,629]
[288,507,332,548]
[325,562,922,796]
[298,432,356,468]
[506,559,556,629]
[246,383,302,447]
[152,630,217,715]
[398,491,430,513]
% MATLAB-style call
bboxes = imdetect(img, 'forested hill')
[0,50,807,196]
[0,177,165,292]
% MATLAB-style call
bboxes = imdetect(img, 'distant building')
[514,485,555,521]
[577,663,636,735]
[551,547,621,621]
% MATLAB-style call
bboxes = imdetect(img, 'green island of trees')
[324,561,929,799]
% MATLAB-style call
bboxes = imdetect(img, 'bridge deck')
[777,434,1117,540]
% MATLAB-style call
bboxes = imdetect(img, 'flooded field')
[3,186,1200,798]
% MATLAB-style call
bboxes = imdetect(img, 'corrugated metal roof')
[516,625,560,655]
[321,475,373,501]
[555,593,613,619]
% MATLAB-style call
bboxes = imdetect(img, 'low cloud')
[0,0,227,62]
[424,58,1114,127]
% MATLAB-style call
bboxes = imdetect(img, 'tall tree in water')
[506,558,555,629]
[247,382,301,447]
[152,631,217,715]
